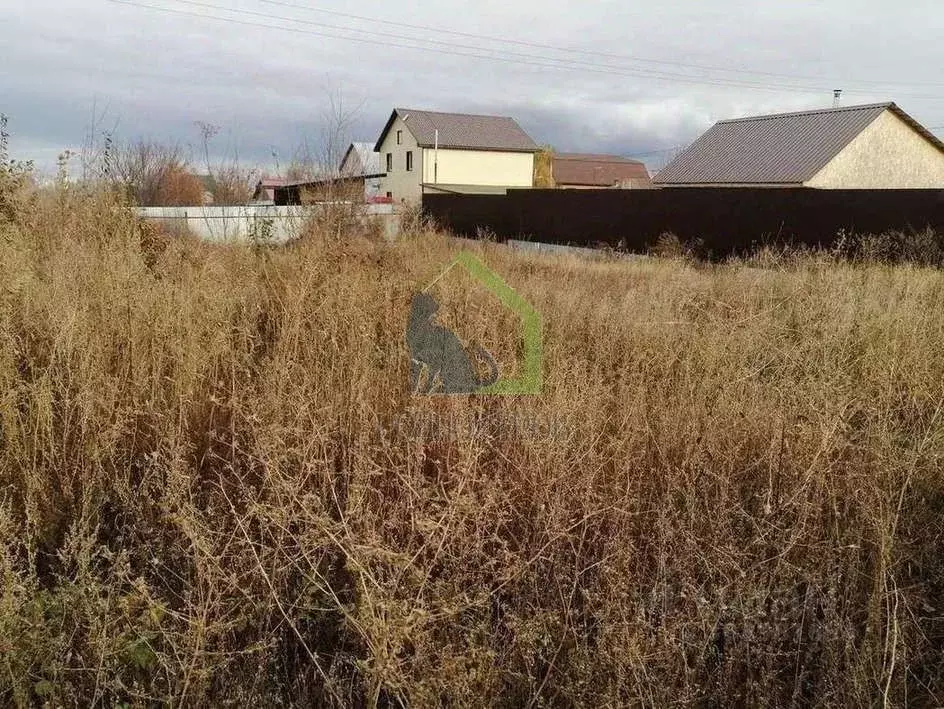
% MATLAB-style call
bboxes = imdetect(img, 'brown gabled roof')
[653,102,944,186]
[374,108,538,153]
[552,153,650,186]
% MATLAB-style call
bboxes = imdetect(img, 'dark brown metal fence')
[423,188,944,256]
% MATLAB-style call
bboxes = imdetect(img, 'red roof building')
[552,153,652,189]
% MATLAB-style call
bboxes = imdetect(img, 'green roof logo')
[406,252,542,395]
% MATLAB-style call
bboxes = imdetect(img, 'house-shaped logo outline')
[415,252,543,395]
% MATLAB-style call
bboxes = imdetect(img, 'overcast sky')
[5,0,944,175]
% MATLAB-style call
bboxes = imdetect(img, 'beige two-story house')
[374,108,539,202]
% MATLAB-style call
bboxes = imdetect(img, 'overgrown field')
[1,190,943,706]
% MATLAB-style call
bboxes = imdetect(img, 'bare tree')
[287,87,365,182]
[109,139,203,206]
[317,87,364,179]
[79,97,121,181]
[193,121,258,205]
[195,121,221,178]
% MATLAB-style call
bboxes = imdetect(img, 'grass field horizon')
[1,188,943,706]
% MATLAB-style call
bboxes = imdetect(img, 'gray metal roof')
[375,108,538,152]
[653,102,944,185]
[340,142,382,176]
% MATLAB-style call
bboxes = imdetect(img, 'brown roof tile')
[553,153,650,186]
[375,108,538,152]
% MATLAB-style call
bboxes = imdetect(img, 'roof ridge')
[396,107,515,121]
[378,107,537,152]
[556,153,645,162]
[718,102,893,125]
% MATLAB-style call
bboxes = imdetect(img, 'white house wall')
[806,110,944,189]
[421,149,534,188]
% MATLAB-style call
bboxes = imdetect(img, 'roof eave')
[374,109,414,152]
[886,103,944,155]
[416,143,538,152]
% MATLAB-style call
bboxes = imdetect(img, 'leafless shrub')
[0,114,35,223]
[650,231,705,261]
[209,163,256,206]
[400,201,436,236]
[852,227,944,266]
[296,181,383,244]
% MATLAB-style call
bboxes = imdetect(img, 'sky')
[5,0,944,176]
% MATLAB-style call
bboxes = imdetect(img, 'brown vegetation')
[533,145,555,188]
[207,164,255,206]
[0,181,943,705]
[107,139,205,207]
[0,115,34,221]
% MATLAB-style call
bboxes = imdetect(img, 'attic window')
[397,130,402,145]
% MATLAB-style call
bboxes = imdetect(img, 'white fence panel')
[137,204,396,244]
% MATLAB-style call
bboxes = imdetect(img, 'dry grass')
[1,187,943,706]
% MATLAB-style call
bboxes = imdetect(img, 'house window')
[396,130,402,145]
[386,191,392,199]
[406,151,413,172]
[386,153,393,172]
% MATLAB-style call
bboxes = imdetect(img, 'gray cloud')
[5,0,943,174]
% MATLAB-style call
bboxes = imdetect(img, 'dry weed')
[0,188,942,706]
